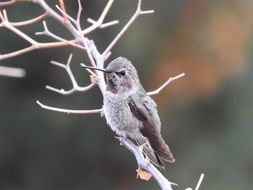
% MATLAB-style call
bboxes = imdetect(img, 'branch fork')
[45,53,95,95]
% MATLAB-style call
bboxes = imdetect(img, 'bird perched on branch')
[83,57,175,168]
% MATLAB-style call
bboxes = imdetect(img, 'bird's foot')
[138,142,148,152]
[100,106,105,117]
[114,135,125,145]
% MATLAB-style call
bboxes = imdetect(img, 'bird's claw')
[138,141,148,152]
[115,136,124,145]
[100,106,105,117]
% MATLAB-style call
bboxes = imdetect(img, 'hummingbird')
[83,57,175,168]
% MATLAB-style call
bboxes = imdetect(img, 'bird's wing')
[127,93,175,163]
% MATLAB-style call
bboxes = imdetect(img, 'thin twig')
[0,41,74,61]
[35,0,80,41]
[36,100,102,114]
[58,0,68,22]
[0,10,38,45]
[0,9,82,61]
[36,20,68,41]
[46,54,96,95]
[0,0,118,61]
[102,0,154,58]
[195,173,204,190]
[0,9,78,61]
[35,20,85,50]
[55,4,76,24]
[75,0,97,68]
[0,66,26,78]
[87,18,119,29]
[0,12,47,27]
[0,0,16,7]
[147,73,185,96]
[82,0,116,35]
[45,83,94,95]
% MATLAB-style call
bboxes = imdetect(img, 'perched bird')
[83,57,175,168]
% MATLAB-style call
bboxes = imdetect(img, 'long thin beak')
[80,64,112,73]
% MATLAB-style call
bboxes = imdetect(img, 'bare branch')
[195,173,204,190]
[58,0,68,22]
[0,0,85,61]
[45,83,94,95]
[35,20,67,41]
[56,0,118,32]
[102,0,154,58]
[0,0,118,61]
[0,66,26,78]
[34,0,80,41]
[0,46,36,61]
[0,8,82,61]
[36,100,102,114]
[0,10,38,45]
[72,1,98,73]
[35,20,85,50]
[46,54,95,95]
[0,12,47,27]
[119,137,173,190]
[82,0,117,35]
[147,73,185,96]
[0,0,16,7]
[0,41,75,61]
[35,0,113,72]
[85,40,107,95]
[87,18,119,29]
[76,0,83,26]
[55,4,76,24]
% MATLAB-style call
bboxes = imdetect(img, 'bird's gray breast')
[103,92,140,137]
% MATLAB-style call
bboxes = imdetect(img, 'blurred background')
[0,0,252,189]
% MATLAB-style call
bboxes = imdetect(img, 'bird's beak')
[81,64,112,73]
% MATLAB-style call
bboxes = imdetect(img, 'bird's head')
[82,57,140,95]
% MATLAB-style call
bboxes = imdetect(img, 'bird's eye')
[116,69,126,76]
[120,70,126,75]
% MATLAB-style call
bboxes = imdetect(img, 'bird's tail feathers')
[135,137,165,169]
